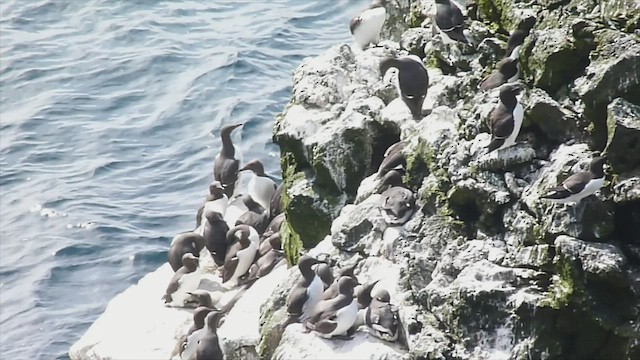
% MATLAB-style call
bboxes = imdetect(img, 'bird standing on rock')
[540,155,607,204]
[238,160,277,216]
[505,16,536,58]
[163,253,201,307]
[221,225,259,287]
[214,123,243,197]
[286,256,326,325]
[350,0,388,50]
[195,311,224,360]
[380,186,416,225]
[486,83,524,153]
[433,0,468,44]
[304,276,359,339]
[380,55,429,120]
[168,232,205,272]
[365,289,400,342]
[202,210,229,267]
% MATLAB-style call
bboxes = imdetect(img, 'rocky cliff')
[69,0,639,359]
[267,0,640,359]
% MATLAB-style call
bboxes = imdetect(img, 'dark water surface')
[0,1,361,358]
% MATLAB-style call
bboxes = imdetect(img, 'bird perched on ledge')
[350,0,388,50]
[540,155,607,204]
[380,55,429,121]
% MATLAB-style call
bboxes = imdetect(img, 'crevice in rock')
[370,122,401,176]
[613,200,640,266]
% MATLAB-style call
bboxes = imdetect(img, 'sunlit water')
[0,1,362,358]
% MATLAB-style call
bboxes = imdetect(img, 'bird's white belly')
[249,176,276,212]
[301,275,324,321]
[324,299,358,337]
[353,8,386,48]
[230,242,257,283]
[223,198,248,229]
[181,328,204,360]
[501,102,524,150]
[171,269,202,307]
[569,177,605,203]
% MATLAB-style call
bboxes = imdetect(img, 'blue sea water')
[0,1,363,358]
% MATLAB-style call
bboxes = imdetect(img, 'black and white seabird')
[486,83,524,153]
[540,155,607,204]
[163,253,201,307]
[195,311,224,360]
[173,306,213,360]
[380,186,416,225]
[214,123,243,197]
[356,279,381,309]
[286,256,326,324]
[221,225,259,287]
[269,183,284,218]
[433,0,468,44]
[258,232,279,257]
[380,56,429,120]
[202,210,230,267]
[315,263,334,290]
[377,141,405,177]
[235,196,270,235]
[168,232,205,272]
[184,289,217,309]
[248,235,285,279]
[505,16,536,58]
[319,263,359,301]
[304,276,359,339]
[238,160,277,215]
[479,46,520,91]
[350,0,387,50]
[196,182,228,230]
[365,289,400,342]
[261,212,285,240]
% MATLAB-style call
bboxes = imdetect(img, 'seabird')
[184,290,217,309]
[380,55,429,120]
[315,263,334,290]
[168,232,205,272]
[380,186,416,225]
[377,141,405,177]
[433,0,468,44]
[199,181,228,221]
[304,276,359,339]
[235,196,270,235]
[214,123,243,197]
[195,311,224,360]
[261,212,285,240]
[223,193,251,230]
[350,0,388,50]
[356,279,381,309]
[319,263,359,301]
[173,306,213,360]
[248,236,285,279]
[269,183,284,218]
[479,46,520,91]
[238,160,277,215]
[540,155,607,204]
[505,16,536,58]
[202,210,230,267]
[486,83,524,153]
[221,225,259,287]
[365,289,400,342]
[163,253,201,307]
[286,256,326,324]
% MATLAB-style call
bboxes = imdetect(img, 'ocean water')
[0,1,362,358]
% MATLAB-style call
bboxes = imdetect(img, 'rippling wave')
[0,0,362,358]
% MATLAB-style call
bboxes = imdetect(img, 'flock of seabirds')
[161,0,609,359]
